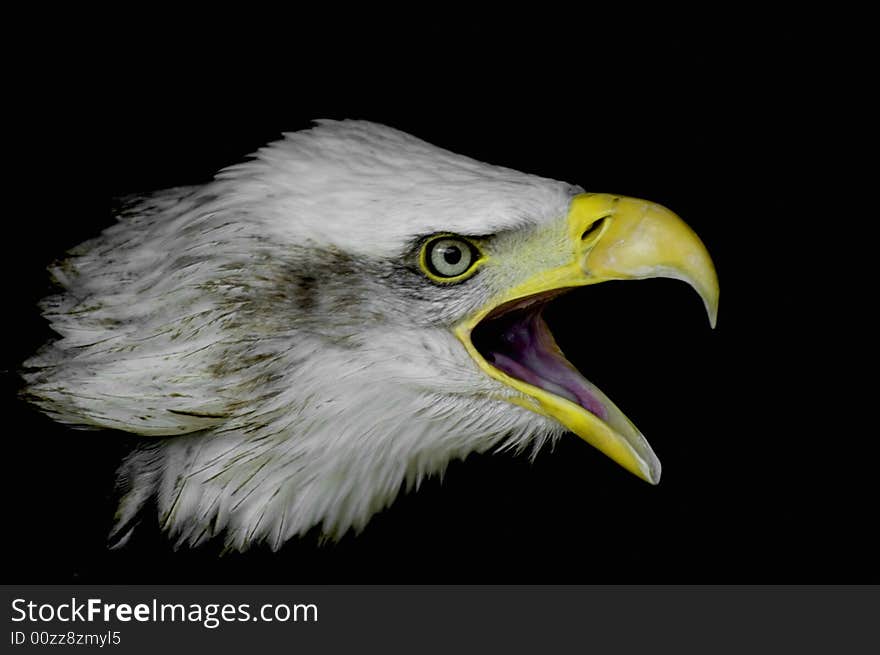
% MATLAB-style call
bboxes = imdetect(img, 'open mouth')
[463,288,663,484]
[470,290,608,422]
[453,193,717,484]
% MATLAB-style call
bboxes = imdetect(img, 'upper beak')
[455,193,719,484]
[574,194,719,328]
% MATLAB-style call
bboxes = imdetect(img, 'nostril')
[581,216,608,241]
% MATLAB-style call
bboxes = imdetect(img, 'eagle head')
[23,120,718,550]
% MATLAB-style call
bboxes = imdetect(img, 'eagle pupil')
[443,246,462,265]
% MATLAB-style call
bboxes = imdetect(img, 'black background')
[4,23,868,583]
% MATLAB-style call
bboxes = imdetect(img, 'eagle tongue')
[479,308,608,421]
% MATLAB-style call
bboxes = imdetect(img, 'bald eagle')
[22,121,718,551]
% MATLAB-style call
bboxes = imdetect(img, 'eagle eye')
[420,235,483,282]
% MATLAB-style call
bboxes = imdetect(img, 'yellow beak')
[455,193,719,484]
[574,194,719,328]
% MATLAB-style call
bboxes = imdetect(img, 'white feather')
[23,120,576,549]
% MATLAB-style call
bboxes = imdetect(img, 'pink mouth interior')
[470,296,608,421]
